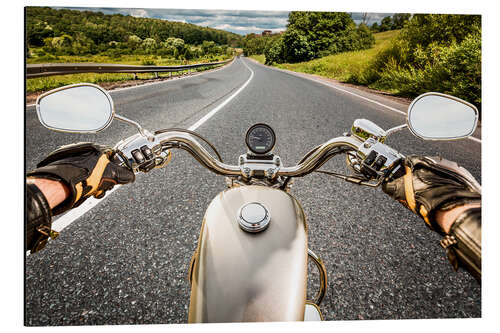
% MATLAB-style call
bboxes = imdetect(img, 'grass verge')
[249,30,400,93]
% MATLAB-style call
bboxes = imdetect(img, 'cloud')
[129,9,148,18]
[350,12,394,25]
[53,7,394,35]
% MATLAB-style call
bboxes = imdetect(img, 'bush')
[359,14,481,108]
[264,36,284,65]
[264,11,375,64]
[282,28,314,63]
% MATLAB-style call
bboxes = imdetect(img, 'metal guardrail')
[26,58,233,78]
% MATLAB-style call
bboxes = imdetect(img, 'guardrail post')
[169,72,172,78]
[155,72,158,78]
[133,73,138,80]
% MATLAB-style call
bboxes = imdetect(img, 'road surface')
[25,57,481,325]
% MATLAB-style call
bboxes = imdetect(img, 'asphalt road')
[25,57,481,325]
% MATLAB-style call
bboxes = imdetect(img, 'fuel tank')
[188,185,308,323]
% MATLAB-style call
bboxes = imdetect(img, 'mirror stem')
[386,124,407,137]
[115,114,155,142]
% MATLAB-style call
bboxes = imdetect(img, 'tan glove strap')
[403,165,417,213]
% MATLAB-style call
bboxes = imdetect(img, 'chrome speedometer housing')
[245,123,276,155]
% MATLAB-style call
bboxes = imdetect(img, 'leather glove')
[27,142,135,215]
[382,155,481,234]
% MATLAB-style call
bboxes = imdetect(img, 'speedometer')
[245,123,276,155]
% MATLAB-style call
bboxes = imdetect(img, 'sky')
[54,7,394,35]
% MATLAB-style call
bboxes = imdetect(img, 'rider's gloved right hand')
[27,142,135,215]
[382,155,481,234]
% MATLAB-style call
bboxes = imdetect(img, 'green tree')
[392,13,411,29]
[354,23,375,49]
[264,36,284,65]
[287,11,358,55]
[379,16,393,32]
[201,40,216,55]
[184,47,194,60]
[127,35,142,50]
[282,28,314,62]
[27,21,54,46]
[141,38,157,52]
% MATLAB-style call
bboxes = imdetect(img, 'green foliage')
[27,20,54,46]
[361,14,482,108]
[262,11,375,64]
[140,59,156,65]
[287,11,358,55]
[201,41,216,55]
[26,7,238,93]
[127,35,142,49]
[259,30,398,81]
[242,33,278,56]
[264,36,284,65]
[392,14,411,29]
[26,7,242,58]
[282,28,314,62]
[379,16,393,32]
[398,14,480,50]
[373,14,410,32]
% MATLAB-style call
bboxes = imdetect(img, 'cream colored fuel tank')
[188,185,308,323]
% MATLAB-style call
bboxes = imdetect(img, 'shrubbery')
[262,12,375,64]
[356,14,481,108]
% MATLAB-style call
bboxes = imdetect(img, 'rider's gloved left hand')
[27,142,135,215]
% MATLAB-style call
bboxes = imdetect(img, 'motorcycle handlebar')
[155,131,363,178]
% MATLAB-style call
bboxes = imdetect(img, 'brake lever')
[314,169,385,187]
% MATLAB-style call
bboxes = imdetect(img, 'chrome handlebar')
[154,131,363,178]
[156,131,241,176]
[278,136,362,176]
[115,129,402,184]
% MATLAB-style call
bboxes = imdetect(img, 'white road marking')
[48,57,253,234]
[468,136,482,143]
[189,59,254,131]
[248,58,482,143]
[25,58,236,109]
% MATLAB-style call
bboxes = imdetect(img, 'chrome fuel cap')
[237,202,271,233]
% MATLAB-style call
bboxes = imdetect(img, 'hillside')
[26,7,242,50]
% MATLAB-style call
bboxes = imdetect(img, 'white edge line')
[44,57,253,236]
[24,59,236,109]
[248,58,482,144]
[468,136,481,143]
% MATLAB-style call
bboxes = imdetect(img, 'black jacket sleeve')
[26,179,53,253]
[441,207,481,281]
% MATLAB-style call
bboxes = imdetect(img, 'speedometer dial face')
[245,123,276,155]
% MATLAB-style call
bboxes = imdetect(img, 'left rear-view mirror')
[36,83,114,133]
